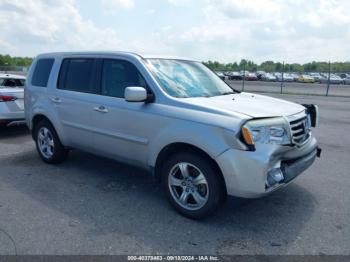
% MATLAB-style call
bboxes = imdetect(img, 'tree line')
[0,54,33,67]
[203,59,350,73]
[1,54,350,73]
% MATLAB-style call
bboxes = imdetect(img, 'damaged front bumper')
[216,135,321,198]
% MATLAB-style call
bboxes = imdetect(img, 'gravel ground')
[0,94,349,255]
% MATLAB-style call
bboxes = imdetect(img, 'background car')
[274,72,294,82]
[244,72,258,81]
[0,74,26,126]
[256,71,266,80]
[317,73,328,83]
[262,72,277,81]
[0,73,25,87]
[297,74,315,83]
[227,71,242,80]
[283,73,295,82]
[319,74,343,84]
[290,73,300,81]
[337,73,350,79]
[215,71,227,81]
[309,73,324,82]
[329,74,343,84]
[343,77,350,85]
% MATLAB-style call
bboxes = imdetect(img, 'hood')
[182,92,305,118]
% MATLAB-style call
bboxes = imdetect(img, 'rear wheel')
[161,152,226,219]
[34,120,68,164]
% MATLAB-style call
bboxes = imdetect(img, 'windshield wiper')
[220,91,235,95]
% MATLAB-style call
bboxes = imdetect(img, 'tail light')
[0,95,17,102]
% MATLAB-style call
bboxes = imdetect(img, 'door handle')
[51,97,62,104]
[94,105,109,113]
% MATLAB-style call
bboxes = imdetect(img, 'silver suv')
[25,52,321,219]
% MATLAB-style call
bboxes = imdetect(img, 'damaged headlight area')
[302,104,319,127]
[241,117,291,149]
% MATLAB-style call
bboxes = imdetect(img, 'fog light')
[266,168,284,188]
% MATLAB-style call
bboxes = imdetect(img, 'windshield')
[145,59,235,98]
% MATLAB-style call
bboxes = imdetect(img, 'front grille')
[289,116,310,145]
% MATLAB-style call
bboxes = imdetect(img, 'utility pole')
[242,61,246,91]
[326,61,331,96]
[4,62,8,74]
[280,61,284,94]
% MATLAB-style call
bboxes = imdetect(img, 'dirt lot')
[0,94,349,255]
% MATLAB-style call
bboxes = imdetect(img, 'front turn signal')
[242,126,254,145]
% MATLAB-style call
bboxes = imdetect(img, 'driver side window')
[101,59,147,98]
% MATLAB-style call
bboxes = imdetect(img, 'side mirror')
[125,87,148,102]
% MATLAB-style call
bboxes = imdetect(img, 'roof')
[140,54,198,61]
[36,51,198,62]
[0,73,26,79]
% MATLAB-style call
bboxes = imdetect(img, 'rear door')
[51,58,100,150]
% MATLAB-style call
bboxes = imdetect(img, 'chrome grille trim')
[288,113,311,146]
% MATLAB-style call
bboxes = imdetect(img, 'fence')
[224,62,350,97]
[0,66,28,76]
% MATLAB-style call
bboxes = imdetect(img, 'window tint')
[4,79,16,87]
[31,58,54,87]
[18,79,25,86]
[0,78,25,87]
[101,59,147,98]
[58,58,97,93]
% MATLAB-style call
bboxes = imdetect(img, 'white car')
[319,74,343,84]
[262,73,277,81]
[0,74,26,126]
[282,73,295,82]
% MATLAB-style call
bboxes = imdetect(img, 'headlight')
[241,118,291,146]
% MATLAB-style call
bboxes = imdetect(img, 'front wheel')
[161,152,226,219]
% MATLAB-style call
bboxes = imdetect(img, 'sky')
[0,0,349,63]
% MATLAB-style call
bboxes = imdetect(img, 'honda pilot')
[25,52,321,219]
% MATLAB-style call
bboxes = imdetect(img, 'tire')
[161,151,226,219]
[34,119,68,164]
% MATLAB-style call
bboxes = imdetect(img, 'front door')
[91,59,157,166]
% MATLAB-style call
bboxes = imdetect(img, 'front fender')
[147,122,238,167]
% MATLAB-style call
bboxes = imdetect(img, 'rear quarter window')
[31,58,55,87]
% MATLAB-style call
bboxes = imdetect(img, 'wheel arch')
[154,142,227,195]
[31,114,52,139]
[31,114,67,147]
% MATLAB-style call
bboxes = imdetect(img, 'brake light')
[0,95,17,102]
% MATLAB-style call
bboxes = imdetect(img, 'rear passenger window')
[31,58,54,87]
[101,59,147,98]
[58,59,97,94]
